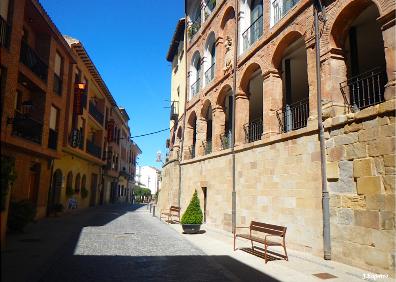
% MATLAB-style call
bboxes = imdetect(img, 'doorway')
[89,173,98,207]
[47,169,62,215]
[28,163,41,205]
[202,187,207,223]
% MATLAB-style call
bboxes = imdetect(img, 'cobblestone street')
[1,204,272,282]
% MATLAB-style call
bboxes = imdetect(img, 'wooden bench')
[234,221,288,263]
[160,206,181,223]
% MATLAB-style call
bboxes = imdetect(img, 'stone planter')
[181,224,201,234]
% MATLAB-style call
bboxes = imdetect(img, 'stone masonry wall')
[157,160,180,214]
[326,100,395,276]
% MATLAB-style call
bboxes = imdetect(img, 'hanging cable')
[131,128,169,138]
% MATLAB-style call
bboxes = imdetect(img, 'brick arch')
[187,110,197,127]
[239,62,263,93]
[200,99,213,118]
[329,0,383,49]
[271,30,305,70]
[220,5,236,30]
[216,84,232,106]
[176,126,183,140]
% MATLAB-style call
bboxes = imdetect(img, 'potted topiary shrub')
[180,190,203,234]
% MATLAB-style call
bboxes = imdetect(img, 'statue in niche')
[223,36,233,74]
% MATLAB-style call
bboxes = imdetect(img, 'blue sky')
[40,0,184,169]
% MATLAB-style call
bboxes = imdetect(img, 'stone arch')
[66,171,73,190]
[187,110,197,127]
[329,0,384,49]
[220,6,236,30]
[176,126,183,140]
[48,169,63,211]
[200,99,213,118]
[271,30,304,70]
[81,175,87,190]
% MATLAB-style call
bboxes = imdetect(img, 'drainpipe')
[231,0,239,235]
[178,2,189,208]
[312,0,331,260]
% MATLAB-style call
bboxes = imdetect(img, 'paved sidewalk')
[2,204,276,282]
[159,214,394,282]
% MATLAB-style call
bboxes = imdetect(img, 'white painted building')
[135,166,161,195]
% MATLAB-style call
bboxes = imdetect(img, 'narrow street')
[1,204,273,282]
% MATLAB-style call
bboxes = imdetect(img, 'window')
[0,0,9,21]
[53,52,63,95]
[49,106,58,131]
[15,91,22,111]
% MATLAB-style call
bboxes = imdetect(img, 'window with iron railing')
[0,15,11,48]
[20,40,48,82]
[188,18,201,41]
[204,0,216,20]
[48,128,58,150]
[11,110,43,144]
[205,63,215,86]
[202,140,212,155]
[244,118,263,143]
[340,68,386,112]
[242,15,263,53]
[89,101,104,125]
[276,98,309,133]
[86,140,102,159]
[271,0,300,26]
[220,131,232,150]
[190,77,201,99]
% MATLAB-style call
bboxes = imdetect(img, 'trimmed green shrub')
[81,187,89,199]
[1,156,17,211]
[181,190,203,225]
[66,186,74,196]
[7,200,36,232]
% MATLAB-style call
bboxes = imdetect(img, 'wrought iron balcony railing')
[188,18,201,40]
[86,140,102,159]
[48,129,58,150]
[20,40,48,82]
[220,132,231,150]
[202,140,212,155]
[272,0,300,26]
[53,74,62,95]
[170,101,179,121]
[242,15,263,53]
[190,77,201,99]
[205,63,215,86]
[276,98,309,133]
[0,15,10,48]
[188,144,196,159]
[11,111,43,144]
[89,101,104,125]
[244,118,263,143]
[204,0,216,20]
[340,68,386,112]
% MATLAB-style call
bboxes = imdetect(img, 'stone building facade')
[159,0,395,275]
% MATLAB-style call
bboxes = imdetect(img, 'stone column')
[213,105,226,151]
[262,69,282,137]
[305,42,318,121]
[196,116,207,156]
[183,124,193,160]
[235,90,249,146]
[320,47,348,117]
[380,15,395,101]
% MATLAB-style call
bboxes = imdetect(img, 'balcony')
[188,144,196,159]
[20,41,48,82]
[340,68,386,111]
[0,15,10,48]
[188,18,201,41]
[53,74,62,95]
[202,140,212,155]
[89,101,104,125]
[271,0,300,26]
[244,119,263,143]
[242,15,263,53]
[190,78,201,99]
[276,98,309,133]
[48,129,58,150]
[205,63,215,86]
[204,0,216,20]
[220,132,231,150]
[170,101,179,121]
[86,140,102,159]
[11,111,43,144]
